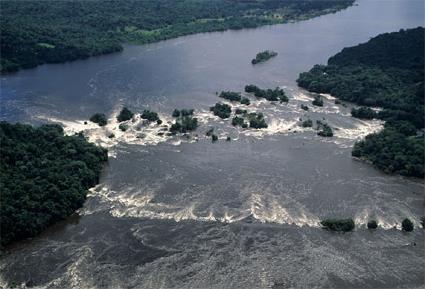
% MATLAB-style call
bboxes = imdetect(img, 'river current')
[0,0,424,288]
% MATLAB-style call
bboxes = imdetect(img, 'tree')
[141,109,159,122]
[401,218,414,232]
[90,113,107,126]
[312,95,323,106]
[210,103,232,119]
[117,107,134,122]
[320,219,355,232]
[0,122,107,246]
[367,220,378,229]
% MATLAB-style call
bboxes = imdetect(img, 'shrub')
[232,116,245,127]
[312,95,323,106]
[172,109,181,117]
[235,108,247,115]
[241,97,251,105]
[301,104,309,111]
[401,218,414,232]
[318,124,333,137]
[247,113,267,129]
[117,107,134,122]
[367,220,378,229]
[320,219,355,232]
[141,109,159,122]
[302,119,313,127]
[219,91,241,102]
[210,103,231,119]
[211,134,218,142]
[119,123,128,131]
[351,107,377,119]
[90,113,107,126]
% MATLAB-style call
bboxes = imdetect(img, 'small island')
[251,50,278,64]
[117,107,134,122]
[170,108,198,134]
[320,218,355,232]
[218,91,251,106]
[90,113,107,126]
[244,85,288,103]
[317,122,333,137]
[210,103,232,119]
[141,109,161,123]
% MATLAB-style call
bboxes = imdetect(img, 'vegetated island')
[297,27,424,177]
[0,122,108,246]
[0,0,354,73]
[170,109,198,134]
[218,91,250,105]
[245,85,288,103]
[251,50,277,64]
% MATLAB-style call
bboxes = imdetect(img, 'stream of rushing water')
[1,0,424,288]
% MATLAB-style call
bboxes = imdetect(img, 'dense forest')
[0,0,354,73]
[0,122,108,246]
[297,27,424,177]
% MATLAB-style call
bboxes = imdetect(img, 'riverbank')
[0,0,354,73]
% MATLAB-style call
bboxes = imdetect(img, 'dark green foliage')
[0,122,108,246]
[157,119,163,125]
[244,85,288,102]
[298,28,424,177]
[352,128,424,177]
[170,123,182,133]
[312,95,323,106]
[320,219,355,232]
[117,107,134,122]
[206,128,214,137]
[301,104,309,111]
[367,220,378,229]
[226,136,231,141]
[351,107,377,119]
[247,113,268,129]
[210,103,232,119]
[172,109,194,118]
[240,97,251,105]
[317,124,333,137]
[232,116,246,127]
[251,50,277,64]
[401,218,414,232]
[172,109,181,118]
[89,113,107,126]
[0,0,353,73]
[235,108,248,115]
[181,109,194,116]
[302,119,313,128]
[141,109,159,122]
[170,113,198,134]
[119,123,128,132]
[219,91,241,102]
[211,134,218,142]
[421,217,425,228]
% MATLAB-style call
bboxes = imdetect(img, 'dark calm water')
[1,0,424,288]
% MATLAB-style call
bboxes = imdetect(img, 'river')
[0,0,424,288]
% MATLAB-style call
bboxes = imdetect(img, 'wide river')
[1,0,424,288]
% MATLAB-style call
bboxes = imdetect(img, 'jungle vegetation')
[297,27,424,177]
[251,50,277,64]
[0,0,354,73]
[0,122,108,246]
